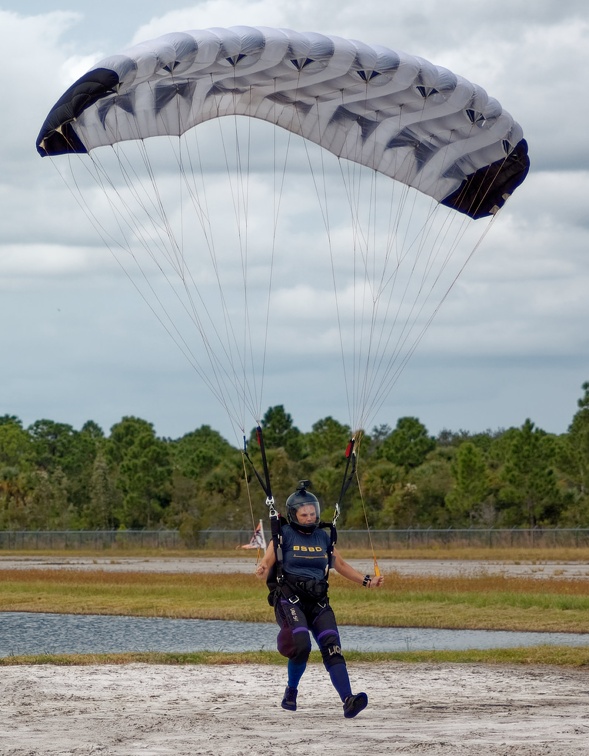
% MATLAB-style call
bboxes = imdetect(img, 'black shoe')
[343,692,368,718]
[281,686,297,711]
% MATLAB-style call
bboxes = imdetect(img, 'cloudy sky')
[1,1,588,445]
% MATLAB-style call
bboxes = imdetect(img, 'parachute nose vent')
[416,85,439,98]
[290,57,315,71]
[466,109,486,125]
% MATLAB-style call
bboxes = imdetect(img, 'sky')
[1,0,588,445]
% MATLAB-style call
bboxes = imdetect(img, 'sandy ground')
[2,662,589,755]
[2,555,589,580]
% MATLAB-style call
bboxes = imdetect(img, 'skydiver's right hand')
[255,563,268,579]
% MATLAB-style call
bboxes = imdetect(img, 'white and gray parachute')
[37,26,529,438]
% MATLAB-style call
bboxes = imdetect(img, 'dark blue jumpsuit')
[273,523,353,701]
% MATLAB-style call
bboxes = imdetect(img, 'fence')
[1,528,589,551]
[336,528,589,550]
[0,530,182,551]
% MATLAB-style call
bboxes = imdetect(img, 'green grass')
[0,570,269,622]
[2,646,589,668]
[1,568,589,632]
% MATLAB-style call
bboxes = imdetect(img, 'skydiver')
[255,483,384,718]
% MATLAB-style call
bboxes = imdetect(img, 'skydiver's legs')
[287,659,307,689]
[311,604,368,717]
[275,598,366,715]
[312,604,353,702]
[274,598,312,663]
[327,663,353,701]
[274,598,313,710]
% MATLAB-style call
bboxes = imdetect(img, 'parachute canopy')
[37,26,528,219]
[36,28,530,440]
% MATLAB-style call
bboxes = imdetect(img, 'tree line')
[1,382,588,540]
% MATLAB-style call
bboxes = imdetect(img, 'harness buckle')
[287,594,300,604]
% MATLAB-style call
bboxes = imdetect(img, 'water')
[1,612,588,657]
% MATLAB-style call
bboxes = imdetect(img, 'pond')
[1,612,588,657]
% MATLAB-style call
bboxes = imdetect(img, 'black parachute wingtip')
[36,126,89,157]
[36,67,121,157]
[441,138,530,220]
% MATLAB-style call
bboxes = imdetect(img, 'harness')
[243,426,358,606]
[266,515,337,606]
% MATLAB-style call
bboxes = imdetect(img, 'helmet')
[286,480,320,533]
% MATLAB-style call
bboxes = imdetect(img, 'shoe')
[281,686,297,711]
[343,692,368,718]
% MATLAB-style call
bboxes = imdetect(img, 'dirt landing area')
[2,555,589,580]
[2,662,589,755]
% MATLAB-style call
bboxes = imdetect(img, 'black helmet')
[286,480,320,533]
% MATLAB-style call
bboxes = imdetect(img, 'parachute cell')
[37,26,528,219]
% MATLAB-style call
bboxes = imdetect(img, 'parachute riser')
[256,425,273,501]
[333,434,380,577]
[242,426,273,502]
[333,436,357,526]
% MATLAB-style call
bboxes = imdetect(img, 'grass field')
[1,566,588,631]
[2,645,589,668]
